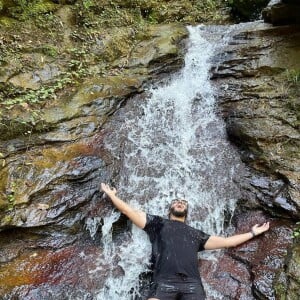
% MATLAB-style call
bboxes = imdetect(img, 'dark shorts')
[148,277,206,300]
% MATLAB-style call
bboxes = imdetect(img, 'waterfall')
[92,25,244,299]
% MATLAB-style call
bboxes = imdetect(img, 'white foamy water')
[91,25,244,299]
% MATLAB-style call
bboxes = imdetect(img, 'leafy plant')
[82,0,94,10]
[285,69,300,84]
[292,222,300,239]
[7,0,58,21]
[41,45,58,57]
[1,76,72,107]
[6,181,16,211]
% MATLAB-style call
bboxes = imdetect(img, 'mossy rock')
[275,243,300,299]
[0,199,8,211]
[75,0,228,27]
[0,15,15,25]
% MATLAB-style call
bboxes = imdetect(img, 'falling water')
[89,25,244,299]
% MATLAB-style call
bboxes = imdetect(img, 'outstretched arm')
[100,183,147,229]
[204,222,270,250]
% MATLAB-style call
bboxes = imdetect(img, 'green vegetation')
[1,0,228,26]
[293,222,300,239]
[274,278,287,300]
[6,181,16,211]
[1,215,13,224]
[285,69,300,84]
[75,0,227,27]
[1,0,58,21]
[2,77,71,107]
[0,0,229,105]
[40,45,58,57]
[0,0,230,139]
[283,69,300,124]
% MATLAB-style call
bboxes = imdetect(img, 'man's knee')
[148,298,160,300]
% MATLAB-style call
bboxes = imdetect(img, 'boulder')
[227,0,269,21]
[262,0,300,25]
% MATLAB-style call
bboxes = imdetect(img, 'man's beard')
[169,207,188,218]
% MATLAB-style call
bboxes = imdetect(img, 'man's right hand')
[100,182,146,229]
[100,183,117,197]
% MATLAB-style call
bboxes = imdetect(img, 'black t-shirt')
[143,214,210,282]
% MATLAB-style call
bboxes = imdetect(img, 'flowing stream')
[87,25,245,300]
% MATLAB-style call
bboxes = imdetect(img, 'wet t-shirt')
[143,214,210,282]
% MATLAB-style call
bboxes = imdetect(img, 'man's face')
[169,199,188,218]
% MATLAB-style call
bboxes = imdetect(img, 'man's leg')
[180,282,206,300]
[148,281,179,300]
[181,294,206,300]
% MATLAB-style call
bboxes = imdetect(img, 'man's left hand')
[252,222,270,236]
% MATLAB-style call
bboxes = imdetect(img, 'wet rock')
[42,75,144,125]
[0,20,188,297]
[227,0,269,22]
[201,253,252,299]
[228,211,293,299]
[237,171,299,218]
[0,231,132,299]
[0,21,187,142]
[262,0,300,25]
[0,244,103,298]
[213,23,300,218]
[0,12,299,300]
[285,243,300,299]
[8,63,61,90]
[4,285,94,300]
[274,241,300,299]
[0,75,143,143]
[201,209,289,300]
[0,143,106,230]
[127,24,188,70]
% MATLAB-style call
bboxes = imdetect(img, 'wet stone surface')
[0,19,299,299]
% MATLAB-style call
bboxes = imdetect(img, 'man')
[100,183,270,300]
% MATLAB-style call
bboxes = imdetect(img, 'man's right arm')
[100,183,147,229]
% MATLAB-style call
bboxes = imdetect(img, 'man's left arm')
[204,222,270,250]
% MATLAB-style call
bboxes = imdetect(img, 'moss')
[274,281,286,300]
[0,0,230,136]
[1,214,13,224]
[6,0,58,21]
[0,15,15,26]
[284,69,300,85]
[40,45,59,57]
[0,199,8,211]
[0,109,46,141]
[100,28,135,62]
[74,0,228,28]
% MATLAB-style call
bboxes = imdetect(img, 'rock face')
[0,23,189,299]
[0,7,299,300]
[211,21,300,299]
[263,0,300,25]
[213,22,300,219]
[274,242,300,299]
[227,0,270,21]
